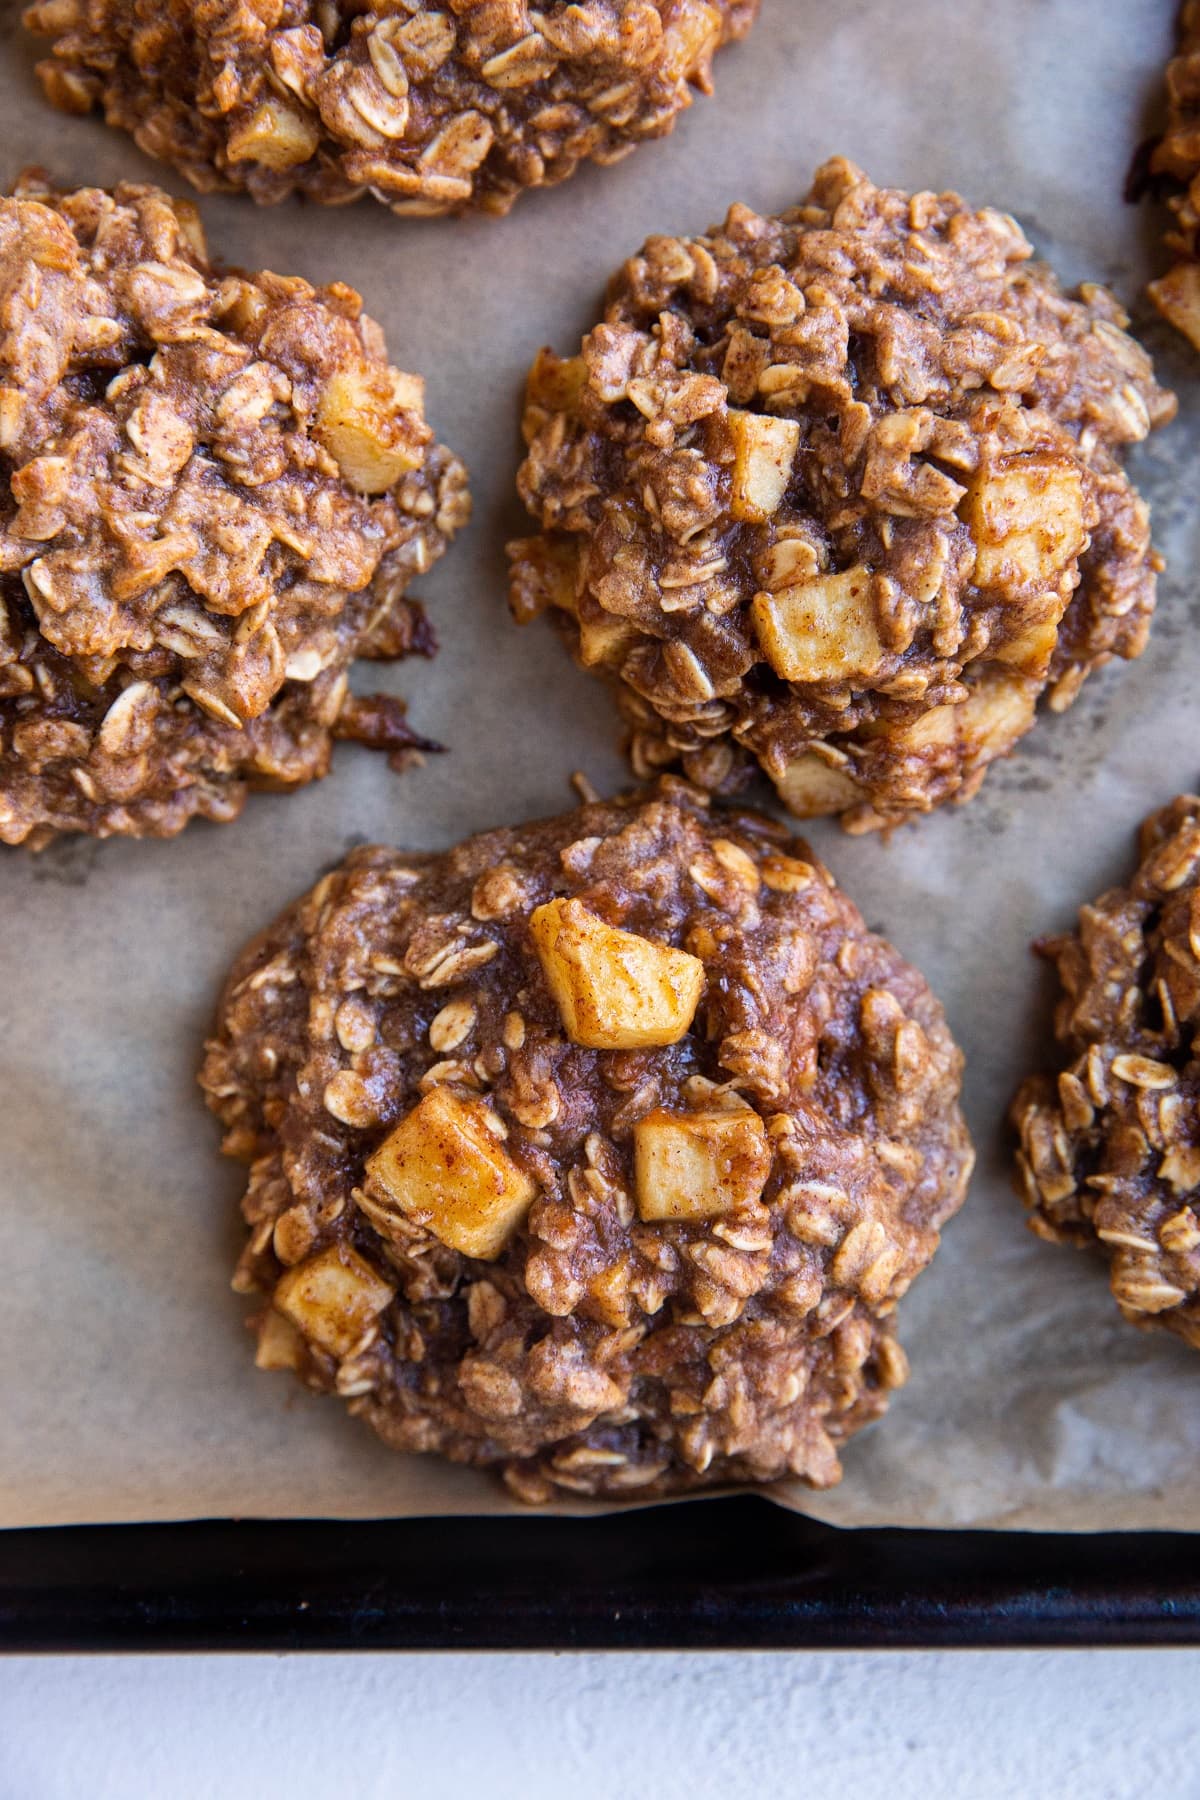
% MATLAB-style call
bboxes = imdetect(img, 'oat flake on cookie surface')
[0,172,468,847]
[1145,1,1200,350]
[201,778,973,1501]
[25,1,759,219]
[1013,794,1200,1351]
[510,156,1176,832]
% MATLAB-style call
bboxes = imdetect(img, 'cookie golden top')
[512,158,1175,830]
[0,172,468,844]
[27,1,759,217]
[1013,794,1200,1350]
[202,779,972,1500]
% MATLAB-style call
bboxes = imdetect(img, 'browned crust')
[0,172,469,845]
[1147,3,1200,350]
[1012,795,1200,1350]
[25,1,759,218]
[511,157,1174,832]
[201,778,973,1502]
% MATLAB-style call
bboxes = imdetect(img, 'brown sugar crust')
[510,157,1175,832]
[1147,3,1200,349]
[200,778,973,1501]
[0,172,469,846]
[1012,795,1200,1350]
[25,1,759,220]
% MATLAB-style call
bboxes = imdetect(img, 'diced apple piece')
[530,898,704,1050]
[751,564,884,683]
[633,1107,772,1222]
[1149,262,1200,354]
[526,347,588,413]
[961,457,1085,588]
[508,535,580,626]
[273,1244,394,1357]
[660,3,723,81]
[888,668,1037,757]
[362,1087,536,1261]
[775,753,862,817]
[315,365,426,494]
[993,609,1062,677]
[255,1308,306,1371]
[728,410,800,523]
[227,99,319,170]
[576,602,639,669]
[960,670,1039,754]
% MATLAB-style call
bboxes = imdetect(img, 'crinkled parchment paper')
[3,0,1199,1531]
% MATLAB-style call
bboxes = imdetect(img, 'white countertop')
[3,1650,1197,1797]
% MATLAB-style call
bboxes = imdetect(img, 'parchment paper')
[3,0,1199,1531]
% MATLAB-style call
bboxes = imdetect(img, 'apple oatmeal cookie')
[201,778,973,1501]
[0,172,469,846]
[1012,794,1200,1350]
[25,1,759,219]
[1144,2,1200,349]
[510,157,1175,832]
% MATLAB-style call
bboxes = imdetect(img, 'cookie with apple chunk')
[511,157,1174,831]
[201,778,972,1501]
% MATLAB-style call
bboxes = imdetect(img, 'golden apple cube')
[775,752,862,816]
[363,1087,537,1261]
[526,347,589,413]
[315,366,425,494]
[751,565,884,683]
[576,602,639,669]
[962,457,1085,588]
[508,535,580,626]
[227,99,319,170]
[728,410,800,523]
[1149,262,1200,354]
[272,1244,394,1357]
[530,898,704,1050]
[634,1107,772,1222]
[661,3,723,81]
[993,608,1063,678]
[887,668,1037,758]
[254,1308,305,1371]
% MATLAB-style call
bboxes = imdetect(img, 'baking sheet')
[3,0,1199,1532]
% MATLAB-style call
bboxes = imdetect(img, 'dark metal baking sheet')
[3,1498,1199,1651]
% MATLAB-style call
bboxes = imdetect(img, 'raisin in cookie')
[26,1,759,219]
[510,157,1175,832]
[1012,794,1200,1349]
[0,172,468,846]
[201,778,973,1501]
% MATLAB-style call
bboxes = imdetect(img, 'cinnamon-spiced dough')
[0,172,468,845]
[511,157,1175,831]
[201,779,973,1500]
[26,1,759,219]
[1145,3,1200,349]
[1013,794,1200,1350]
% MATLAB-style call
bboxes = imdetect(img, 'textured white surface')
[3,1651,1199,1797]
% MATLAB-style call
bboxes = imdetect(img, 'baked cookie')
[201,779,973,1501]
[0,172,468,846]
[1145,2,1200,349]
[1012,794,1200,1349]
[510,157,1175,832]
[25,1,759,219]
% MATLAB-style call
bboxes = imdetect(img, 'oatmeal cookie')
[201,778,973,1501]
[1145,3,1200,349]
[25,1,759,219]
[510,157,1175,832]
[0,172,469,846]
[1012,794,1200,1349]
